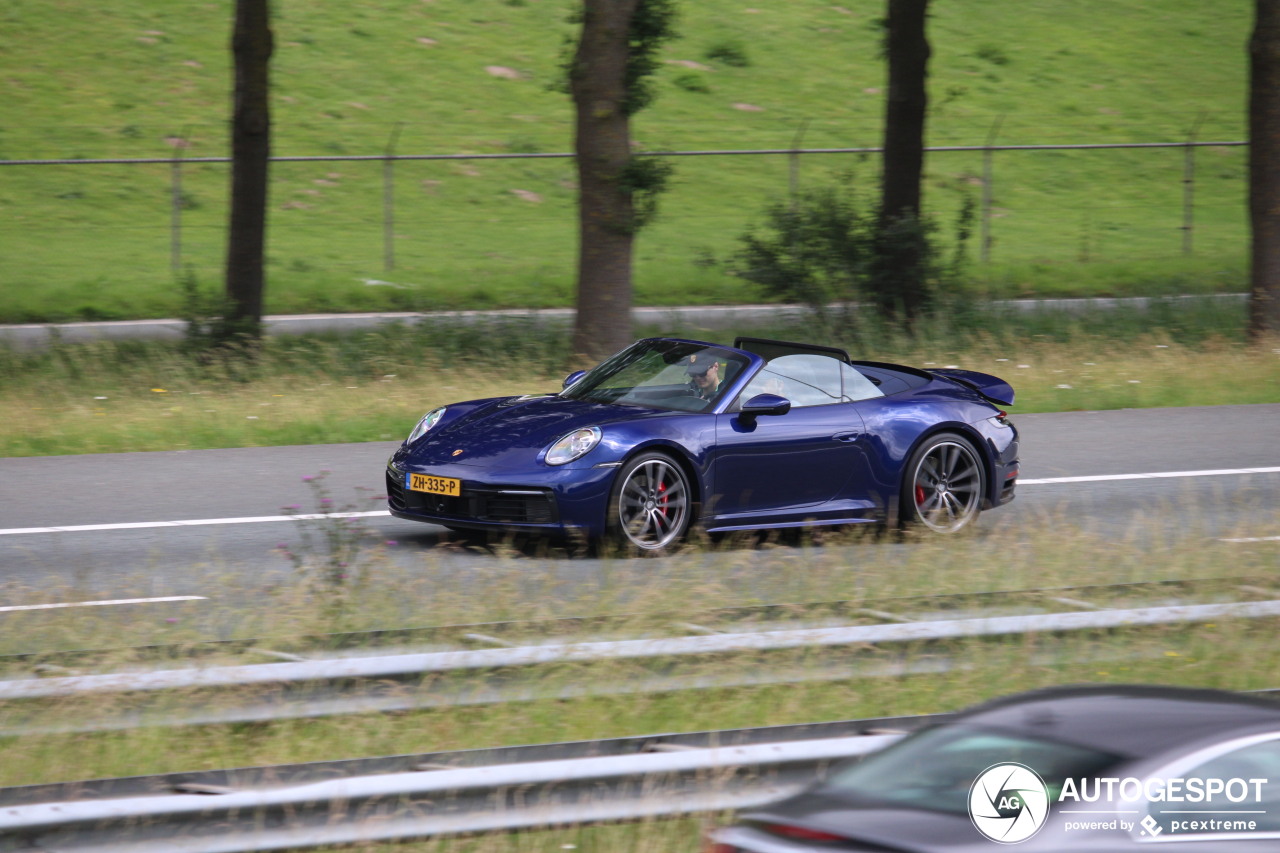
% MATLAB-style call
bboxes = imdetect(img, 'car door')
[708,354,874,527]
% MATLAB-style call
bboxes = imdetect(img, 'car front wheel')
[607,452,692,553]
[902,433,985,533]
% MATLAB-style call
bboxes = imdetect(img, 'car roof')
[953,684,1280,758]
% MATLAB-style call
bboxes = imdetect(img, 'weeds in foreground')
[1,506,1277,789]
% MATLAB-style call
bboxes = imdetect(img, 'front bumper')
[385,459,618,538]
[387,470,558,525]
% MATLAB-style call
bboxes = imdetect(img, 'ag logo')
[969,763,1050,844]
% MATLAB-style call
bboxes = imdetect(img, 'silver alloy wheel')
[615,456,690,551]
[909,438,983,533]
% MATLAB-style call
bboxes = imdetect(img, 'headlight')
[545,426,602,466]
[406,406,446,444]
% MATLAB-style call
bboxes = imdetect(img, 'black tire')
[606,452,693,554]
[901,432,985,534]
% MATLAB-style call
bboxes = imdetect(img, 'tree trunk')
[876,0,931,323]
[224,0,273,343]
[881,0,929,223]
[569,0,641,367]
[1250,0,1280,340]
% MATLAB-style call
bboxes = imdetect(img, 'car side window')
[1142,736,1280,833]
[745,353,844,408]
[841,362,884,402]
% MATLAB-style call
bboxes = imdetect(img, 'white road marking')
[1219,536,1280,543]
[1,466,1277,537]
[1019,466,1280,485]
[0,510,391,536]
[0,596,206,613]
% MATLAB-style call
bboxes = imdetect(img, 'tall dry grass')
[4,304,1277,457]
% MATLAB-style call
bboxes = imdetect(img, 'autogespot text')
[1059,776,1268,803]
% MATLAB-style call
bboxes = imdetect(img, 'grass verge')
[3,300,1278,458]
[2,0,1251,323]
[2,508,1277,790]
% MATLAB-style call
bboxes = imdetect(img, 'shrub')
[732,184,875,321]
[732,182,975,331]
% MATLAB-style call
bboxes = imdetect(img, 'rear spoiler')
[927,368,1015,407]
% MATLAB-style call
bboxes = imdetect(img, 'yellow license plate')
[406,473,462,497]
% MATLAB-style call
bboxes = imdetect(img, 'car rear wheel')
[608,452,692,553]
[902,433,985,533]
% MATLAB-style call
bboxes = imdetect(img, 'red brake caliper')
[915,484,927,506]
[658,479,669,518]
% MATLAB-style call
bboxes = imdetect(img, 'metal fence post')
[980,116,1003,264]
[383,123,404,272]
[1183,113,1205,255]
[170,132,188,276]
[789,120,810,206]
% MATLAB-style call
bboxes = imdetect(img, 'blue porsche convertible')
[386,336,1019,552]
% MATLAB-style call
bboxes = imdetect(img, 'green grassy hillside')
[0,0,1252,322]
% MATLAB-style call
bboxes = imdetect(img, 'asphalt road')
[1,404,1277,609]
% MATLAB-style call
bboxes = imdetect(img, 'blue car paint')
[926,367,1016,407]
[387,337,1018,541]
[852,387,1019,516]
[708,403,873,528]
[388,395,725,537]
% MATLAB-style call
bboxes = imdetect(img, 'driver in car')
[686,354,721,400]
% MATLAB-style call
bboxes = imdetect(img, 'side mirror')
[739,393,791,424]
[563,370,587,390]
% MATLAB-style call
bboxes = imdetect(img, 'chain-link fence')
[1,128,1248,318]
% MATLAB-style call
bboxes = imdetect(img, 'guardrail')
[0,294,1251,350]
[4,693,1279,853]
[4,578,1280,850]
[0,715,931,852]
[14,599,1280,702]
[0,736,896,852]
[3,587,1279,735]
[4,575,1259,672]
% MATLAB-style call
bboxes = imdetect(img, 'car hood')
[402,394,663,467]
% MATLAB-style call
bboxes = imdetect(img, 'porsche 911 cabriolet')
[386,336,1019,552]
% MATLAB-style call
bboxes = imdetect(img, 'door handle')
[832,432,861,442]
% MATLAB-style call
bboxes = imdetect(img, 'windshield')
[819,724,1122,816]
[560,339,750,413]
